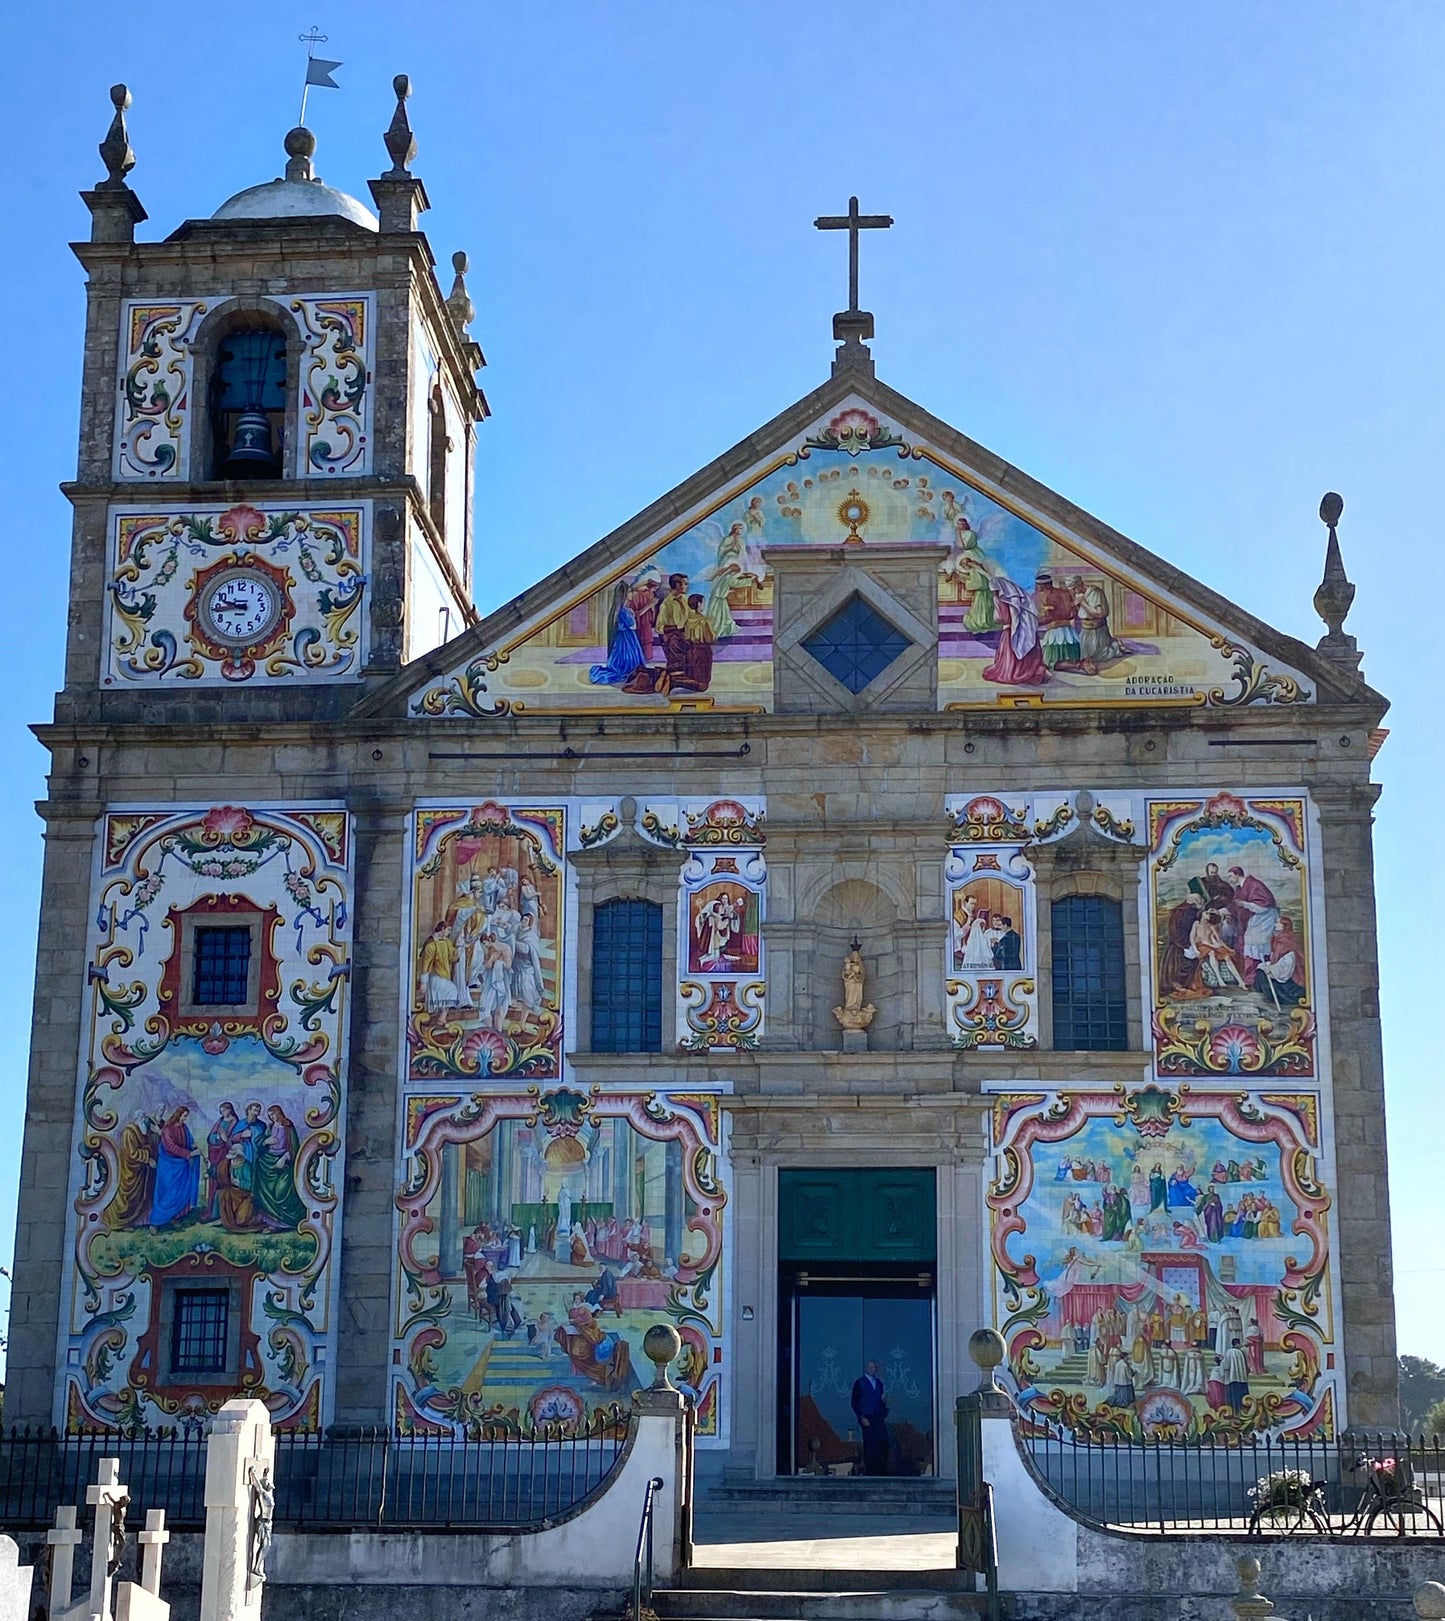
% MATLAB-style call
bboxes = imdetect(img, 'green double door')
[777,1168,937,1478]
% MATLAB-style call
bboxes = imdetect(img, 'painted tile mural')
[114,300,207,480]
[391,1088,728,1438]
[412,398,1311,718]
[988,1088,1338,1439]
[640,797,767,1052]
[1148,794,1316,1078]
[104,502,369,686]
[407,803,569,1083]
[60,805,352,1432]
[944,792,1065,1049]
[292,294,373,477]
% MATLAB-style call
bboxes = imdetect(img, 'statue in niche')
[833,939,876,1032]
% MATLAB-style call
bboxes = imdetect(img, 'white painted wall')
[267,1408,681,1590]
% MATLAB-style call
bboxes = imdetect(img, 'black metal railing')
[0,1415,630,1533]
[1022,1428,1445,1537]
[629,1474,665,1621]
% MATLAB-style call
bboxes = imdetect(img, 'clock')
[196,567,283,648]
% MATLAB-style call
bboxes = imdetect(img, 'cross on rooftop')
[814,195,893,316]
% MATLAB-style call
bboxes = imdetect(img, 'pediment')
[369,373,1372,721]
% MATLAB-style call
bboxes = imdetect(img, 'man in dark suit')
[992,917,1023,971]
[851,1360,889,1476]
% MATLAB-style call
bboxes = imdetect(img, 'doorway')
[775,1168,937,1477]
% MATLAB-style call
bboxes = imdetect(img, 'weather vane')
[298,27,343,127]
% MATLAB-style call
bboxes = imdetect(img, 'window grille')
[591,899,663,1052]
[801,595,911,694]
[1051,896,1128,1051]
[171,1289,230,1377]
[192,925,252,1006]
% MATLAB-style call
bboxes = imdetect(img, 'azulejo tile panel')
[390,1087,729,1441]
[988,1086,1339,1440]
[406,803,571,1084]
[114,301,208,481]
[103,502,369,686]
[410,397,1312,718]
[640,798,767,1052]
[59,804,352,1432]
[1147,793,1316,1079]
[292,294,373,477]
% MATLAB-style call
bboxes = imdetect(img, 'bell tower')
[63,77,486,720]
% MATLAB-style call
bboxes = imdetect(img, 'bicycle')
[1345,1456,1445,1538]
[1246,1470,1332,1536]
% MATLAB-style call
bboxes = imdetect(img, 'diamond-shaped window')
[801,594,911,694]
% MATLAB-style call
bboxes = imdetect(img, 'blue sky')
[1,1,1441,1366]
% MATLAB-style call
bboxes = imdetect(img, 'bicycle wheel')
[1364,1499,1444,1536]
[1250,1501,1321,1534]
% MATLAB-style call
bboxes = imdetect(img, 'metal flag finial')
[298,27,342,127]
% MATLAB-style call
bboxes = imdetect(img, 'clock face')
[198,569,282,647]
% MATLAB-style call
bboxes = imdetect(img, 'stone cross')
[44,1507,82,1621]
[114,1510,169,1621]
[814,196,893,315]
[201,1399,274,1621]
[136,1513,168,1599]
[84,1459,129,1621]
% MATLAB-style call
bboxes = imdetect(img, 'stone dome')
[211,126,378,230]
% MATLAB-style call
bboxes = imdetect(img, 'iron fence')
[0,1413,630,1533]
[1022,1428,1445,1537]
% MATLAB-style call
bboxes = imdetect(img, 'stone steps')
[699,1477,956,1516]
[592,1578,999,1621]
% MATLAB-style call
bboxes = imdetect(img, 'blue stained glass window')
[801,595,911,694]
[1051,896,1128,1051]
[592,899,663,1052]
[192,925,252,1006]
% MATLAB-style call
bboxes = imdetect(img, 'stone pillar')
[333,801,406,1424]
[200,1399,275,1621]
[1313,781,1398,1428]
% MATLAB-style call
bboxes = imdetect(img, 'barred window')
[1051,896,1128,1051]
[171,1289,230,1377]
[191,925,252,1006]
[591,899,663,1053]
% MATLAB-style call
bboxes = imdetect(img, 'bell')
[219,409,280,478]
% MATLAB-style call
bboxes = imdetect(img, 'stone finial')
[84,83,147,241]
[643,1322,682,1391]
[369,75,429,232]
[1313,490,1363,672]
[283,125,318,184]
[1415,1582,1445,1620]
[968,1327,1006,1393]
[97,84,135,189]
[447,250,475,332]
[1229,1555,1275,1619]
[383,74,418,176]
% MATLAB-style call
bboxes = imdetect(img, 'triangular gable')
[380,374,1370,721]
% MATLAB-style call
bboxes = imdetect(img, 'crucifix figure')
[814,197,893,368]
[85,1457,129,1621]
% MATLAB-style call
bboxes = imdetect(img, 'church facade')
[7,83,1397,1480]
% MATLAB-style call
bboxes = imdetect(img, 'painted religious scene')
[1148,793,1315,1077]
[988,1089,1338,1440]
[407,803,566,1082]
[392,1089,727,1438]
[60,805,352,1432]
[414,401,1311,719]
